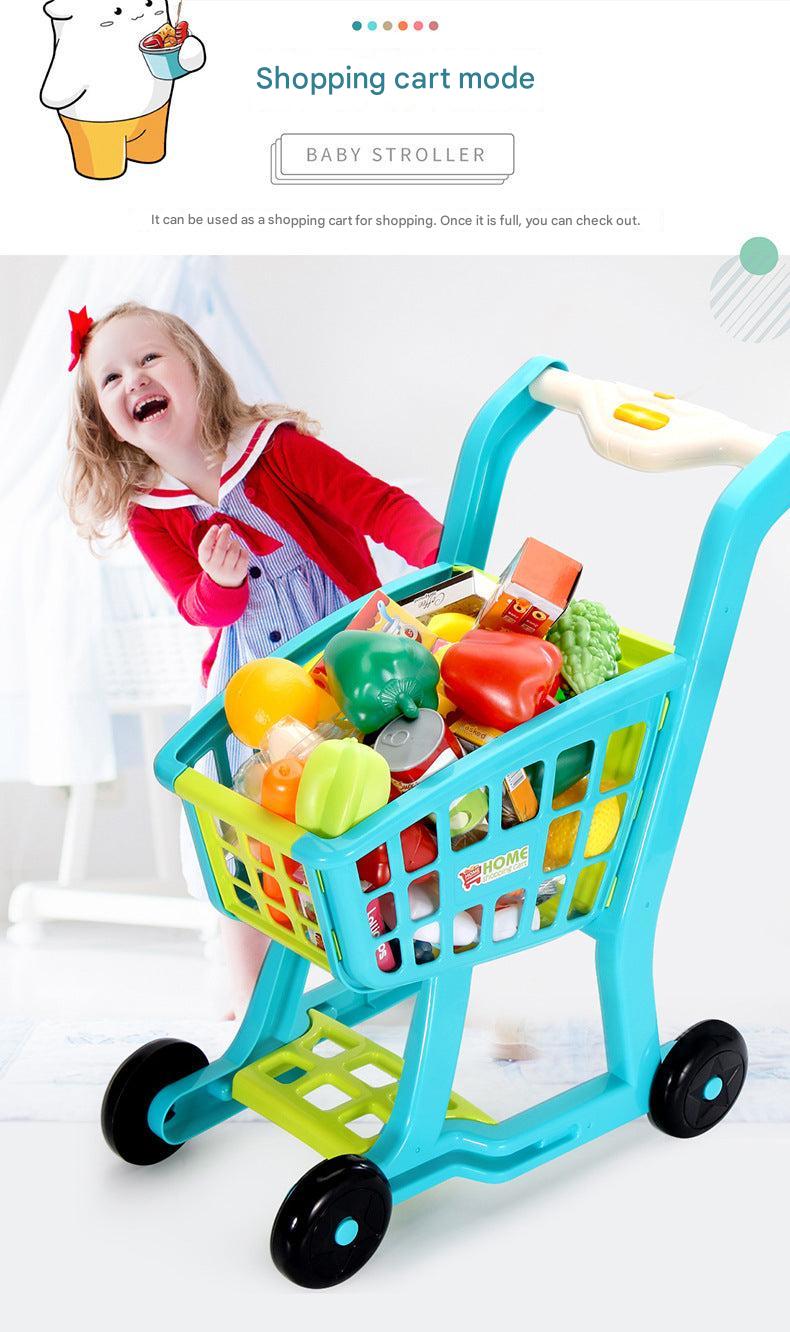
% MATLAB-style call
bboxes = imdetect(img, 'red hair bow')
[68,307,94,372]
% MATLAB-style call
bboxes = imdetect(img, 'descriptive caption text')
[150,212,642,231]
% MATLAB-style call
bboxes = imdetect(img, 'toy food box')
[403,568,497,623]
[477,538,582,637]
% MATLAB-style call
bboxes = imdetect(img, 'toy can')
[374,708,464,794]
[364,892,398,972]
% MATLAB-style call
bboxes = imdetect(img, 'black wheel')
[649,1019,747,1139]
[271,1155,392,1288]
[101,1038,208,1166]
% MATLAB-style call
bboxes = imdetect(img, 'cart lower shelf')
[233,1008,494,1158]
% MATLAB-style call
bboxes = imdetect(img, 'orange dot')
[398,20,408,30]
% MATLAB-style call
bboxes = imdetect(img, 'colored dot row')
[352,20,439,30]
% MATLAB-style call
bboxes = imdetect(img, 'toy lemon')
[543,778,622,871]
[432,643,455,718]
[427,612,475,642]
[225,659,334,749]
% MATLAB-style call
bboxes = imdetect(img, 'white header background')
[3,0,786,255]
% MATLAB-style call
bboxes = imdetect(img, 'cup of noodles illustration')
[141,18,191,79]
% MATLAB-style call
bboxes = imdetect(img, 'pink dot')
[429,20,439,30]
[414,20,423,29]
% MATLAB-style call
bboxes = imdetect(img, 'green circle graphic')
[739,237,779,276]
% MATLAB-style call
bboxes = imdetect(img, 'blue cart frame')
[110,358,790,1279]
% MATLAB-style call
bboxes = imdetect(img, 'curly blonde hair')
[65,302,317,543]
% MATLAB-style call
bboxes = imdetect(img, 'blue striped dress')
[193,479,349,775]
[180,476,350,900]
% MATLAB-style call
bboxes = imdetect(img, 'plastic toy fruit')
[323,631,439,733]
[543,779,622,871]
[225,659,334,749]
[441,629,562,731]
[427,612,475,642]
[295,740,391,837]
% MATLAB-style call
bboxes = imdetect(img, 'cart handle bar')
[529,367,772,472]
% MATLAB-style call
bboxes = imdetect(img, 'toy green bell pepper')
[323,630,439,734]
[295,738,392,837]
[527,740,594,804]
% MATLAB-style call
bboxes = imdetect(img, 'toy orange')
[225,659,329,749]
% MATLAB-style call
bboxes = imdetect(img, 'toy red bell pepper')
[356,820,438,889]
[441,629,562,731]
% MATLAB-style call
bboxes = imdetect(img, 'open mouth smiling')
[133,395,170,423]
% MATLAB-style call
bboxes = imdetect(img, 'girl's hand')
[197,524,250,589]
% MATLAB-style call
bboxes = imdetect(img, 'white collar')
[133,418,288,510]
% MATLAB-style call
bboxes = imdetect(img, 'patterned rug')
[1,1018,788,1123]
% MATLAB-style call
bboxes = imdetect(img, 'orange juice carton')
[449,716,538,823]
[477,538,582,638]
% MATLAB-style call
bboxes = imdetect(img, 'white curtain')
[0,255,279,785]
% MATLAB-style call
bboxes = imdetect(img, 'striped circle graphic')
[710,252,789,342]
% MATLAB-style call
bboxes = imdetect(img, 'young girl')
[65,301,443,1015]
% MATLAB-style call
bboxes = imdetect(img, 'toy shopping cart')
[102,358,790,1288]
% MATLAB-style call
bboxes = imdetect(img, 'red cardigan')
[128,422,443,682]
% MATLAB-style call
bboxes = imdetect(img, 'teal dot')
[352,20,362,30]
[368,20,377,29]
[740,236,779,276]
[335,1218,359,1246]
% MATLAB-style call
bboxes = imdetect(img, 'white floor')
[2,925,789,1328]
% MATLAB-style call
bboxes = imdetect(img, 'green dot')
[739,236,779,275]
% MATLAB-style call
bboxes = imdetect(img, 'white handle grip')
[530,368,772,472]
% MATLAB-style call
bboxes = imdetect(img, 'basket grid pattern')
[192,682,669,989]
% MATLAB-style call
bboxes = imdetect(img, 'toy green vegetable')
[527,740,594,804]
[323,630,439,733]
[295,739,391,837]
[547,600,621,695]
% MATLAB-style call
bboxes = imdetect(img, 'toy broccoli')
[547,600,621,695]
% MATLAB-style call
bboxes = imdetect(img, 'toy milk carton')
[477,538,582,638]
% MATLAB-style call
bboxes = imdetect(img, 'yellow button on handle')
[613,403,670,431]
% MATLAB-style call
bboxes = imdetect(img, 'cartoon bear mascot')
[41,1,206,180]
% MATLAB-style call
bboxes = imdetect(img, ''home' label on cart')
[458,845,529,891]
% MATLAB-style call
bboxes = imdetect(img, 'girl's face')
[87,314,201,460]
